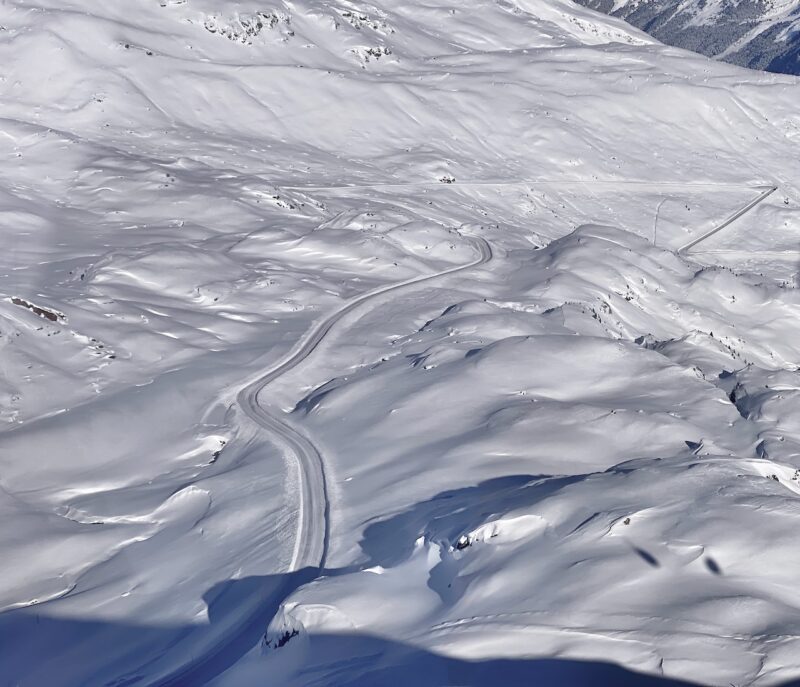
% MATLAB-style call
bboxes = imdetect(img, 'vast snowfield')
[3,1,800,685]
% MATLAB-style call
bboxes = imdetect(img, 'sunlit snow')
[2,1,800,686]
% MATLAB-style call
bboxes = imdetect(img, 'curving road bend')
[152,180,771,685]
[240,178,773,575]
[206,181,771,680]
[156,233,491,687]
[237,233,493,573]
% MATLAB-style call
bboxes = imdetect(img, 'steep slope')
[1,1,800,686]
[576,0,800,74]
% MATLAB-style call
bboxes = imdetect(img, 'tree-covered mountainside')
[576,0,800,74]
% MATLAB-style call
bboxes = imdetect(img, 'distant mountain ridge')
[575,0,800,74]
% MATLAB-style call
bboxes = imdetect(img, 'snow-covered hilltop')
[577,0,800,74]
[2,1,800,686]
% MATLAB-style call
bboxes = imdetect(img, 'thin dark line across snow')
[279,179,764,192]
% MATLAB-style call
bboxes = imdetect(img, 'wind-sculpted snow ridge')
[2,0,800,686]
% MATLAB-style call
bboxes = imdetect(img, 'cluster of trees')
[576,0,800,75]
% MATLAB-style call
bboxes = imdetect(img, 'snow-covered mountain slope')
[2,1,800,686]
[576,0,800,74]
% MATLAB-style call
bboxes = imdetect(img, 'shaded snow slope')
[2,0,800,686]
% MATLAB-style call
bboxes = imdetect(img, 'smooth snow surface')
[3,1,800,686]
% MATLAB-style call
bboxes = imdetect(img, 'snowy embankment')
[2,0,800,685]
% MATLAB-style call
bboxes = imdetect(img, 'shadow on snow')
[6,472,800,686]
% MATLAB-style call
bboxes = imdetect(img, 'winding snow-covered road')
[679,185,778,253]
[156,233,491,686]
[237,232,492,572]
